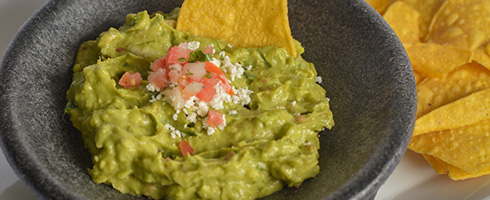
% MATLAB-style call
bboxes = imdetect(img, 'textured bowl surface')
[0,0,416,199]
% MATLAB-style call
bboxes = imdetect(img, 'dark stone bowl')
[0,0,416,199]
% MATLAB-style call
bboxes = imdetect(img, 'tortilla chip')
[413,88,490,136]
[410,119,490,174]
[422,154,447,174]
[416,62,490,118]
[413,70,426,85]
[426,0,490,50]
[176,0,297,57]
[383,1,421,44]
[365,0,391,15]
[425,155,490,180]
[473,45,490,70]
[397,0,445,40]
[444,161,490,180]
[406,43,472,78]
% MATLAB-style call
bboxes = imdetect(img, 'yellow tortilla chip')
[425,155,490,180]
[365,0,391,15]
[406,43,472,78]
[398,0,445,40]
[413,70,426,85]
[176,0,297,57]
[422,154,447,175]
[444,161,490,180]
[426,0,490,50]
[383,1,420,44]
[472,45,490,70]
[413,88,490,136]
[416,62,490,118]
[410,119,490,174]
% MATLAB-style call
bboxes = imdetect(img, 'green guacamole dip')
[65,8,334,200]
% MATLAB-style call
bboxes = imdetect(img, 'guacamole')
[65,9,334,200]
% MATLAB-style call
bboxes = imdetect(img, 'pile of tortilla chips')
[367,0,490,180]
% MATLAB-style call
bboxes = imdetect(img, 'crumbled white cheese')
[232,87,253,106]
[209,84,232,110]
[187,41,200,50]
[228,110,237,115]
[219,51,226,58]
[197,101,209,117]
[210,57,221,67]
[146,82,160,92]
[172,113,178,121]
[316,76,323,84]
[207,127,216,135]
[165,124,182,138]
[186,112,197,123]
[221,55,245,81]
[245,65,252,71]
[291,100,297,106]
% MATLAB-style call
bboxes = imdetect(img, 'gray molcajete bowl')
[0,0,416,199]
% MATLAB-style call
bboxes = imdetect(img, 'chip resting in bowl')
[366,0,490,180]
[64,0,334,199]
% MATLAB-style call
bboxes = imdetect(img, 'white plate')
[376,150,490,200]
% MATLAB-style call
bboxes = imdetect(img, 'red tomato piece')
[207,110,224,128]
[167,63,183,83]
[202,45,214,55]
[150,57,167,72]
[204,62,224,76]
[118,72,141,88]
[196,77,219,102]
[166,46,193,65]
[204,62,234,95]
[179,140,194,157]
[148,68,170,90]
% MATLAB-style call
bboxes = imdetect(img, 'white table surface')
[2,1,490,200]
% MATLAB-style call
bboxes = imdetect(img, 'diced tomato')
[207,110,224,128]
[148,68,170,90]
[182,82,204,100]
[219,75,234,95]
[118,72,141,88]
[183,62,206,82]
[150,57,167,72]
[204,62,234,95]
[202,45,214,55]
[167,63,183,82]
[196,77,219,102]
[166,46,193,65]
[179,140,194,157]
[177,75,192,88]
[204,62,224,76]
